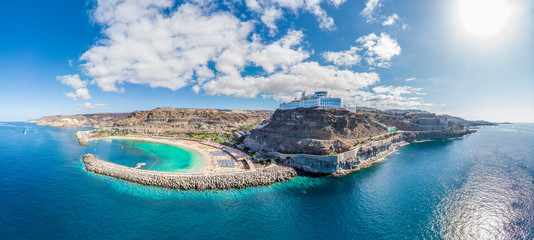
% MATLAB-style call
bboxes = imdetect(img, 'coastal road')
[245,158,256,171]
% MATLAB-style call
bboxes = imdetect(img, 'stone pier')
[82,154,297,190]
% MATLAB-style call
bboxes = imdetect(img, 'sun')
[457,0,513,38]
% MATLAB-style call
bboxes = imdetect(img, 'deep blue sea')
[1,122,534,239]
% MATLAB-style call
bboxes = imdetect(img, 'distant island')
[33,92,495,190]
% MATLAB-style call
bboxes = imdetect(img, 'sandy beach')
[93,135,244,174]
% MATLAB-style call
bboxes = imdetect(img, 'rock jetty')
[82,154,297,190]
[75,131,90,146]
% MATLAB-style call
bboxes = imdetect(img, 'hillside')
[36,113,129,127]
[113,108,272,134]
[245,108,387,155]
[437,114,496,126]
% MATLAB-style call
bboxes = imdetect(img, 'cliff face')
[275,134,405,175]
[245,108,387,155]
[268,130,475,176]
[402,129,475,141]
[36,113,129,127]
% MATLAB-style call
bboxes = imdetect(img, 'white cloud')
[66,88,91,101]
[329,0,347,7]
[62,0,428,110]
[323,32,401,68]
[361,0,407,29]
[245,0,262,11]
[382,13,398,26]
[305,0,335,30]
[81,2,254,92]
[202,61,380,99]
[245,0,342,31]
[372,86,424,96]
[361,0,381,22]
[77,102,107,110]
[356,33,401,68]
[405,77,416,82]
[322,47,361,67]
[57,74,87,89]
[248,30,309,73]
[260,7,283,35]
[333,88,431,109]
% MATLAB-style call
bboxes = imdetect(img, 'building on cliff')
[279,91,341,110]
[416,117,448,129]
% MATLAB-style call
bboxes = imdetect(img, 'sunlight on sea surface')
[1,122,533,239]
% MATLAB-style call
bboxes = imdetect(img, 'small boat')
[23,129,27,134]
[135,163,146,169]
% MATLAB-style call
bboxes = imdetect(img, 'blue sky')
[0,0,532,122]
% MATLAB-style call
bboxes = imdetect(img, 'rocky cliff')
[36,113,129,127]
[402,129,475,141]
[269,130,474,176]
[245,108,387,155]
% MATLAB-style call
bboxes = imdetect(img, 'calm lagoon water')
[1,122,534,239]
[89,139,205,172]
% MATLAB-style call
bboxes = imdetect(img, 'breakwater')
[82,154,297,190]
[75,131,90,146]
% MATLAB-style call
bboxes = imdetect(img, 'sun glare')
[458,0,513,38]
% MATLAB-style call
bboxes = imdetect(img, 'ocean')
[1,122,533,239]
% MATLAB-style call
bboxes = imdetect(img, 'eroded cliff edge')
[245,108,387,155]
[244,108,475,176]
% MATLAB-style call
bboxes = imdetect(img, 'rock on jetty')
[82,154,297,190]
[75,131,90,146]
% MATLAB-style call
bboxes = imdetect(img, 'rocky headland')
[36,113,129,127]
[245,108,387,155]
[245,107,475,176]
[273,130,474,176]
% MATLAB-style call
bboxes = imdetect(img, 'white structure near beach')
[279,91,341,110]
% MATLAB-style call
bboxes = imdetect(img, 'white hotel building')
[279,91,341,110]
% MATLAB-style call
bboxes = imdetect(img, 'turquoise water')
[1,122,533,239]
[88,139,205,172]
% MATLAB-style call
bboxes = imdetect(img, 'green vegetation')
[92,130,127,138]
[168,131,236,145]
[237,121,262,131]
[373,113,383,123]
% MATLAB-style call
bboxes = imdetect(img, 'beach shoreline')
[103,136,215,173]
[77,131,250,174]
